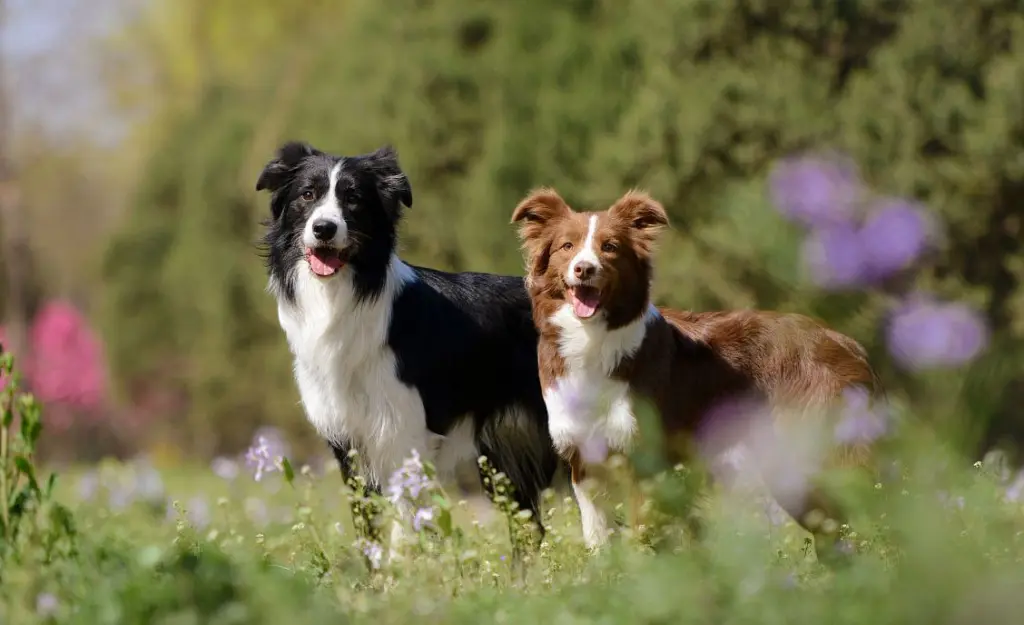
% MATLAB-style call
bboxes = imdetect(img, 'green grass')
[4,350,1024,625]
[3,426,1024,625]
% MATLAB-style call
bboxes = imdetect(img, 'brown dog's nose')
[574,261,596,281]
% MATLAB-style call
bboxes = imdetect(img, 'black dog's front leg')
[328,440,384,544]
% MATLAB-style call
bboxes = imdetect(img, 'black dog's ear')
[367,145,413,209]
[255,141,318,193]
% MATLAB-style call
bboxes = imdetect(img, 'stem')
[289,480,331,569]
[0,408,9,540]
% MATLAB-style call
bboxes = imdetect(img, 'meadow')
[4,348,1024,625]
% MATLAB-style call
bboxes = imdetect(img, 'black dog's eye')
[300,190,316,202]
[601,241,617,253]
[561,241,574,251]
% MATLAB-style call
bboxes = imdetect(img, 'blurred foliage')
[8,413,1024,623]
[4,0,1022,459]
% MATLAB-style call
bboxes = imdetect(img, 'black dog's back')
[389,266,559,520]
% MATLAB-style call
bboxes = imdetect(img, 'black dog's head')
[255,141,413,302]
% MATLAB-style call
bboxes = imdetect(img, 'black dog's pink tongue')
[571,287,600,318]
[307,248,344,277]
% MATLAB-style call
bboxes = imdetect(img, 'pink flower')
[27,301,107,411]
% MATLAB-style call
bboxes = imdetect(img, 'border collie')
[255,141,559,557]
[510,187,884,560]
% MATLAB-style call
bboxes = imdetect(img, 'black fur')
[256,142,560,530]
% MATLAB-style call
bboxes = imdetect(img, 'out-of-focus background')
[1,0,1022,470]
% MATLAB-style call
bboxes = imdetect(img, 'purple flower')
[769,154,862,228]
[356,538,383,569]
[212,457,239,481]
[579,434,609,464]
[254,426,291,459]
[887,298,989,370]
[802,224,870,289]
[186,496,210,529]
[108,483,134,511]
[245,436,278,482]
[834,386,889,444]
[937,491,966,510]
[1005,471,1024,503]
[133,460,165,503]
[860,199,934,279]
[412,506,435,532]
[36,593,58,617]
[386,450,433,505]
[77,471,98,501]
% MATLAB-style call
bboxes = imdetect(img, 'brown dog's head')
[511,188,669,328]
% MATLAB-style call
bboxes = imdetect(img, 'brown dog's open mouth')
[568,285,601,319]
[305,247,349,277]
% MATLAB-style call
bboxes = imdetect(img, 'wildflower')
[579,434,608,465]
[801,224,870,289]
[77,471,98,501]
[386,449,433,505]
[887,298,988,370]
[36,593,58,617]
[356,537,384,569]
[1005,471,1024,503]
[187,496,211,529]
[768,153,862,228]
[937,491,966,510]
[413,506,435,532]
[26,301,106,414]
[108,482,134,511]
[212,456,239,481]
[245,436,278,482]
[859,199,934,279]
[834,386,889,444]
[133,459,165,503]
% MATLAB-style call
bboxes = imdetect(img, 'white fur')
[275,253,481,557]
[572,477,610,548]
[302,162,348,249]
[543,302,660,548]
[566,215,600,285]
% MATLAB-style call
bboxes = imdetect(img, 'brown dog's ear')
[511,188,571,280]
[608,189,669,231]
[511,188,571,239]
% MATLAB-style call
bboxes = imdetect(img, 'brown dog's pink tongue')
[571,288,600,319]
[307,249,343,277]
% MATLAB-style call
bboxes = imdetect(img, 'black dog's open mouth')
[305,247,349,278]
[568,285,601,319]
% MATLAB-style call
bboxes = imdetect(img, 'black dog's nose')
[312,219,338,241]
[574,261,596,280]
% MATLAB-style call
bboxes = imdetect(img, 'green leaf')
[45,473,57,498]
[280,457,295,485]
[436,508,453,538]
[15,455,40,493]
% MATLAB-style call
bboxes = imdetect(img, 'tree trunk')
[0,0,30,368]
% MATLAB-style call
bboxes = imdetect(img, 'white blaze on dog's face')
[301,162,350,278]
[511,188,670,328]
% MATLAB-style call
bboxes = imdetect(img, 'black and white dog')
[255,141,559,556]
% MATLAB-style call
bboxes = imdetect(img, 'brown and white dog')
[510,187,883,557]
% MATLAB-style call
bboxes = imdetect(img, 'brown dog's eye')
[561,242,574,251]
[300,190,316,202]
[601,242,617,253]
